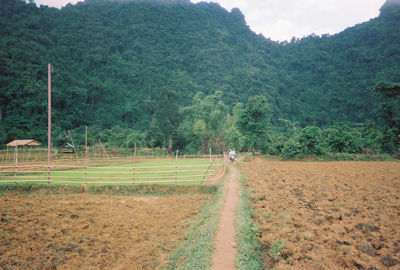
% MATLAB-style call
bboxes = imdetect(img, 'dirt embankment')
[240,159,400,269]
[0,193,212,269]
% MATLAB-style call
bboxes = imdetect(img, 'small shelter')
[62,143,75,153]
[6,140,41,147]
[6,140,41,164]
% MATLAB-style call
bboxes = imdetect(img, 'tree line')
[0,0,399,156]
[53,84,399,157]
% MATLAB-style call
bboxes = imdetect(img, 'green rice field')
[0,158,225,186]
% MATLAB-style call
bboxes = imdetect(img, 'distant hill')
[274,0,400,125]
[0,0,399,143]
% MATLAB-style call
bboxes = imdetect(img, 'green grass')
[269,240,285,260]
[165,167,229,270]
[0,159,223,186]
[236,168,265,270]
[0,183,218,196]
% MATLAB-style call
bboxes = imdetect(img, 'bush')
[281,140,302,159]
[361,122,383,153]
[125,131,145,148]
[261,131,286,155]
[298,126,324,155]
[381,128,400,154]
[324,128,362,153]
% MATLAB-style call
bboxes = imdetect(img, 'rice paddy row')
[0,159,224,186]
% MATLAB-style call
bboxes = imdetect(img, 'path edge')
[235,165,265,270]
[165,167,230,270]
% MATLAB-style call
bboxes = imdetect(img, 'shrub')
[281,140,302,159]
[298,126,324,155]
[324,128,362,153]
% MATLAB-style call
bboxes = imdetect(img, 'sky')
[33,0,386,41]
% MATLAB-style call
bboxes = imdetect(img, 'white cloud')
[34,0,81,8]
[193,0,386,41]
[34,0,387,41]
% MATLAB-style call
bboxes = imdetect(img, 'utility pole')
[85,125,88,160]
[47,63,52,185]
[48,63,51,164]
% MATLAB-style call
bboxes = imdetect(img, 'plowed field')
[0,192,212,269]
[240,158,400,269]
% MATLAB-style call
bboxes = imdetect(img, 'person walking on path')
[228,149,237,163]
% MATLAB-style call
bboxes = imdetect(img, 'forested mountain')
[0,0,399,148]
[274,0,400,126]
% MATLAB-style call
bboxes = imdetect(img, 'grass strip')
[236,168,265,270]
[165,168,229,270]
[0,183,217,196]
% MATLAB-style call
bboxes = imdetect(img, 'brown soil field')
[0,192,212,269]
[240,158,400,269]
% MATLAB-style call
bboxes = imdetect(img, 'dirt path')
[211,164,239,270]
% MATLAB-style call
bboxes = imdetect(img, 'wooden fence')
[0,147,225,165]
[0,157,228,187]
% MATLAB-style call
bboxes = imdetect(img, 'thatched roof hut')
[6,140,41,147]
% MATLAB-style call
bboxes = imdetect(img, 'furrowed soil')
[0,192,212,269]
[239,158,400,270]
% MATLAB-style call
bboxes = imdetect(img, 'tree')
[125,130,144,148]
[1,0,400,147]
[298,126,323,155]
[374,82,400,153]
[178,91,231,153]
[0,111,6,145]
[238,95,271,152]
[324,128,362,153]
[222,103,245,152]
[153,88,181,154]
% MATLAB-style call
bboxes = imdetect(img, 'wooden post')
[26,147,32,163]
[14,164,17,185]
[68,130,79,160]
[47,165,51,187]
[175,150,178,183]
[85,125,88,161]
[134,142,137,160]
[5,146,9,163]
[85,166,88,191]
[133,145,137,184]
[201,158,214,185]
[14,145,18,166]
[209,148,212,162]
[98,139,108,159]
[48,63,52,167]
[132,164,135,184]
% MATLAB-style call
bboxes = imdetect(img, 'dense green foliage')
[0,0,399,156]
[149,88,181,153]
[373,82,400,152]
[238,95,271,152]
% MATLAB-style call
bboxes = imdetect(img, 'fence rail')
[0,157,228,186]
[0,147,225,165]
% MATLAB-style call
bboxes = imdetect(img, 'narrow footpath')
[211,164,239,270]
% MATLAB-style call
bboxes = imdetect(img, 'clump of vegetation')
[236,171,265,270]
[0,184,218,196]
[269,239,285,261]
